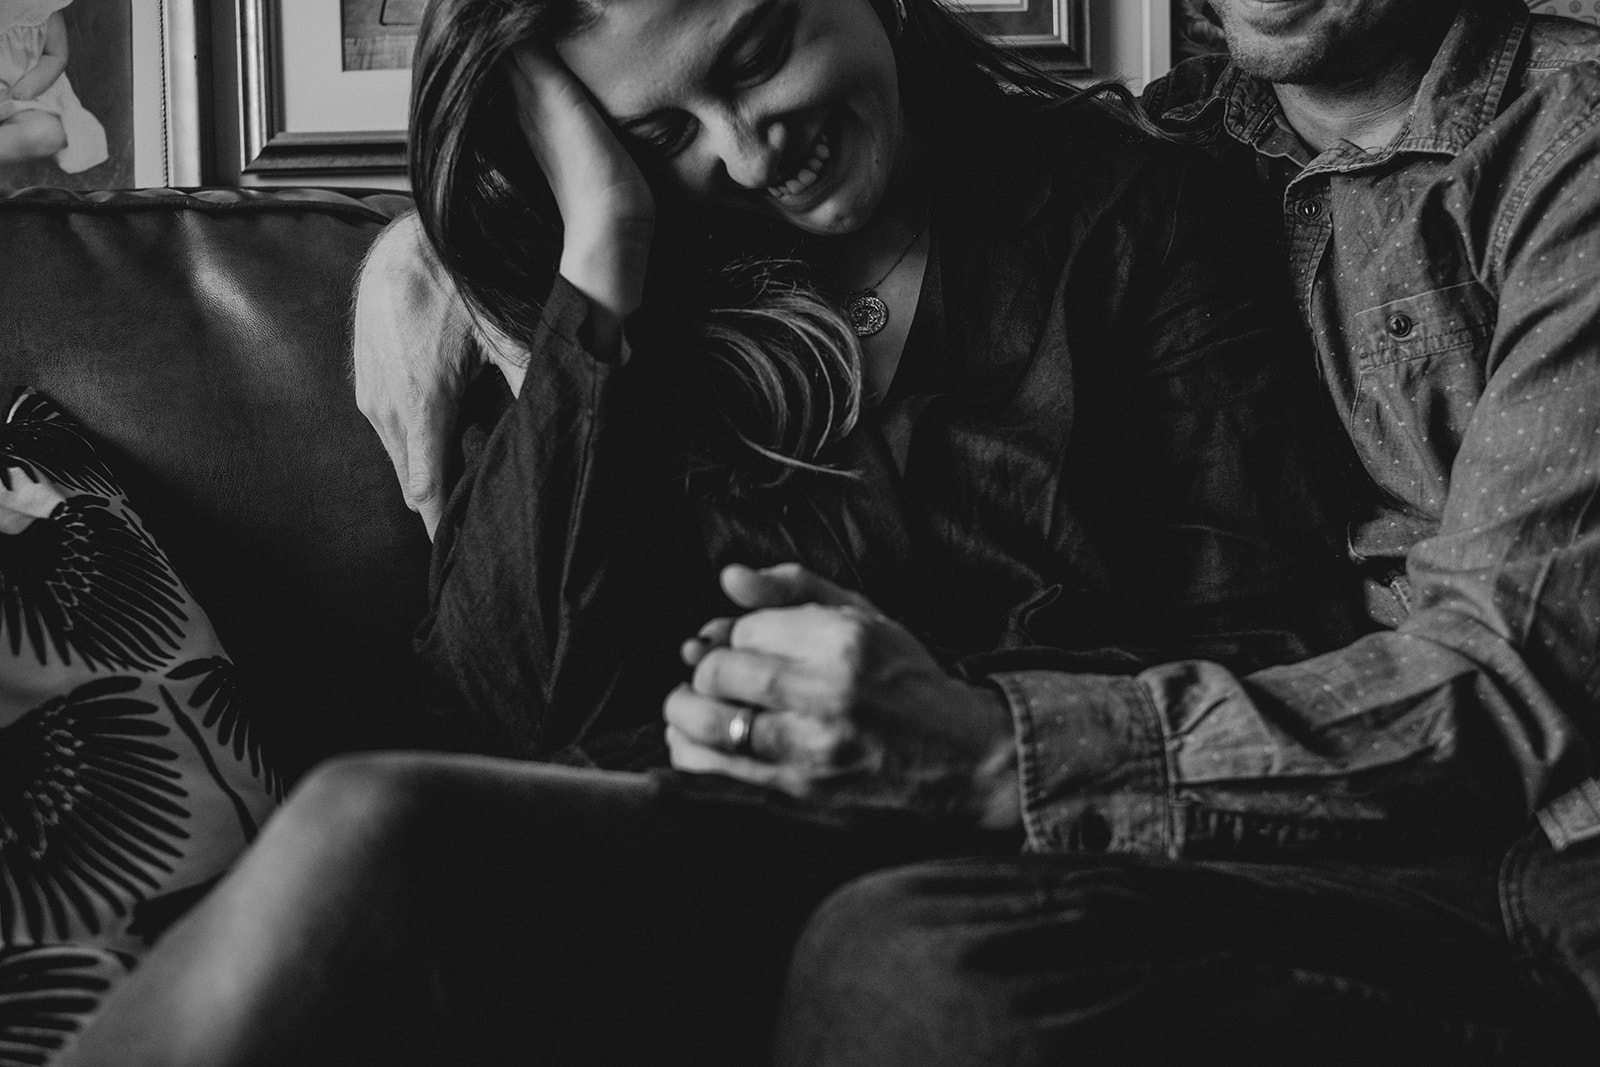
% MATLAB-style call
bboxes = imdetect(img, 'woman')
[54,0,1457,1062]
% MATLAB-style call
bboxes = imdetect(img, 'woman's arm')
[410,53,711,765]
[9,13,68,101]
[414,270,714,765]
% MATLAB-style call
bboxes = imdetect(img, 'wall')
[1088,0,1172,91]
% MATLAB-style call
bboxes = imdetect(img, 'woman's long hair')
[409,0,1144,492]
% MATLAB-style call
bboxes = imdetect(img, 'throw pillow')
[0,388,280,1065]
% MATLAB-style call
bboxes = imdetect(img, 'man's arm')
[999,104,1600,859]
[352,213,528,537]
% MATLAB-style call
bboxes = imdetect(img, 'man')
[350,0,1600,1059]
[761,0,1600,1060]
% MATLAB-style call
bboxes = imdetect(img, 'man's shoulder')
[1522,12,1600,75]
[1486,15,1600,164]
[1140,54,1234,124]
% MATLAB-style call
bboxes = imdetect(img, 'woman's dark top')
[415,105,1365,774]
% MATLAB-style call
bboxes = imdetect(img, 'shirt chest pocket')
[1350,282,1496,370]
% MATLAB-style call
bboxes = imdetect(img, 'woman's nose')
[714,114,788,190]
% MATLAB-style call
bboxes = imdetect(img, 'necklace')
[843,221,927,338]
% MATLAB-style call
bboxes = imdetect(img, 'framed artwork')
[956,0,1089,74]
[0,0,199,191]
[236,0,408,177]
[341,0,421,72]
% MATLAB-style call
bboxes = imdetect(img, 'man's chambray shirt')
[994,0,1600,859]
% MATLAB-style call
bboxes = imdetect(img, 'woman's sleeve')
[414,275,713,768]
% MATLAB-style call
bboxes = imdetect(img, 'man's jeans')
[1503,804,1600,1049]
[777,850,1590,1065]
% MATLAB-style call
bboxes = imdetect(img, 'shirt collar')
[1213,0,1530,168]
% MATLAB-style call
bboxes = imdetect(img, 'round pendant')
[847,293,889,337]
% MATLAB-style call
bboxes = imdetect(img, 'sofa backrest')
[0,187,436,780]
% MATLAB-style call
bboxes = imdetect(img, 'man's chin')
[1222,30,1344,84]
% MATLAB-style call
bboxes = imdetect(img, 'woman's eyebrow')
[613,0,784,127]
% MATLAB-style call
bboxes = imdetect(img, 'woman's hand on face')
[509,48,655,358]
[664,565,1022,830]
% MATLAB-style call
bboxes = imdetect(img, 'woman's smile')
[768,124,831,199]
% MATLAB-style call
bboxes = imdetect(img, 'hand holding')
[665,565,1021,828]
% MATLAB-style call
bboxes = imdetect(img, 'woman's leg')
[56,752,985,1067]
[777,854,1558,1066]
[0,111,66,165]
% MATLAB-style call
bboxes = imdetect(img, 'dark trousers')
[776,851,1573,1066]
[1502,823,1600,1048]
[59,753,1571,1066]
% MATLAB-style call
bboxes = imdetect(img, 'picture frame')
[0,0,200,191]
[235,0,408,177]
[957,0,1089,74]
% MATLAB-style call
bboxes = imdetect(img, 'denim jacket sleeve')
[994,94,1600,862]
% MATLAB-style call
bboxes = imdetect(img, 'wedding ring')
[726,707,756,756]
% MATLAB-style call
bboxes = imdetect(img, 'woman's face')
[554,0,905,236]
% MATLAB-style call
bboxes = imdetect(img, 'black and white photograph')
[0,0,125,189]
[5,0,1600,1064]
[340,0,424,71]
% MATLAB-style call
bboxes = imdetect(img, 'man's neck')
[1273,67,1424,154]
[1269,8,1457,155]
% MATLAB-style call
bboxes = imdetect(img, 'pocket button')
[1385,312,1414,339]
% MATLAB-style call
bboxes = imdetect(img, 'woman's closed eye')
[719,4,797,87]
[628,113,700,158]
[618,1,799,160]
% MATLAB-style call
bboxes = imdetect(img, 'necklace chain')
[850,220,927,296]
[842,219,928,339]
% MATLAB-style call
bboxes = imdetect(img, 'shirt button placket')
[1285,187,1331,320]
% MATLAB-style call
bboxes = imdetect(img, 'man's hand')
[665,564,1022,829]
[352,213,526,537]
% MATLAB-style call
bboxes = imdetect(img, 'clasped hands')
[664,563,1021,830]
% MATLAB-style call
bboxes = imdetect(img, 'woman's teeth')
[770,131,832,200]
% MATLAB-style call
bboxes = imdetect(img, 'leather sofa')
[0,186,436,780]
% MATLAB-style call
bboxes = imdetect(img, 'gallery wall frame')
[235,0,407,177]
[141,0,204,186]
[0,0,200,190]
[959,0,1089,74]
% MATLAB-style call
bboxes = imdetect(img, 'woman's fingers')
[691,644,847,714]
[665,726,791,791]
[720,563,877,612]
[663,684,756,751]
[663,686,858,770]
[505,45,654,237]
[680,617,736,667]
